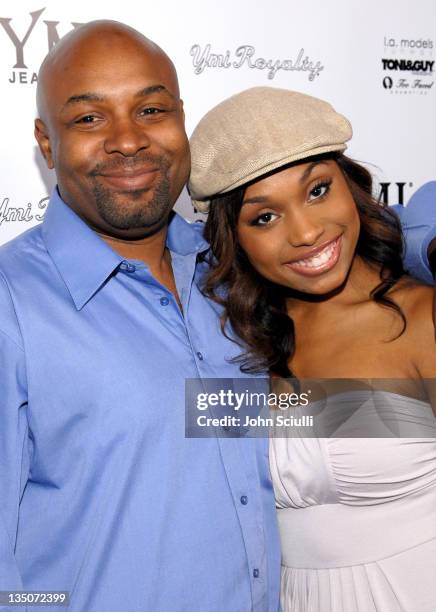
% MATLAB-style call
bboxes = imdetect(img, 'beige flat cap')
[189,86,352,212]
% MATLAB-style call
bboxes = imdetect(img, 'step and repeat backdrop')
[0,0,434,244]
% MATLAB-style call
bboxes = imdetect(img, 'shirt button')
[240,495,248,505]
[253,568,260,578]
[126,263,136,273]
[160,297,170,306]
[196,351,204,361]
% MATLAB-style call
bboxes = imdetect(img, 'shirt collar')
[41,188,209,310]
[166,210,209,255]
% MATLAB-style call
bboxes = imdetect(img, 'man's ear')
[34,118,54,169]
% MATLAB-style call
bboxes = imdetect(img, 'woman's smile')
[283,235,342,276]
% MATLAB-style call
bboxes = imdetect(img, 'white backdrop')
[0,0,434,244]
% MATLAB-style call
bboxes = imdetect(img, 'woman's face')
[237,159,361,296]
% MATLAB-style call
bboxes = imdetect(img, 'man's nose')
[286,210,324,247]
[104,117,151,156]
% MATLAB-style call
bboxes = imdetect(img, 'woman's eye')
[251,212,278,226]
[308,180,331,201]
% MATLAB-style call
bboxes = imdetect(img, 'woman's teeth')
[294,240,337,268]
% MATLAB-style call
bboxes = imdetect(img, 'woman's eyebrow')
[299,161,329,183]
[242,195,270,205]
[242,161,331,205]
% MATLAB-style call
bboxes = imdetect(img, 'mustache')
[89,154,170,176]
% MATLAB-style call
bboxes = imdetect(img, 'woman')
[188,87,436,611]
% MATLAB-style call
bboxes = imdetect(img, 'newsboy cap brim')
[188,87,352,213]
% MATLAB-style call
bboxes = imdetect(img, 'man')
[0,21,279,612]
[0,19,434,612]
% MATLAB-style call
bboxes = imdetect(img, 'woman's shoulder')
[389,275,436,378]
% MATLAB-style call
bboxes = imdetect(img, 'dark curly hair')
[202,153,406,378]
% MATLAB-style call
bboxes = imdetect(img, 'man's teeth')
[294,241,336,268]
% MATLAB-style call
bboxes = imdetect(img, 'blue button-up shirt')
[0,189,281,611]
[392,181,436,285]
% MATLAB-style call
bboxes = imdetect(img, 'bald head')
[36,20,179,125]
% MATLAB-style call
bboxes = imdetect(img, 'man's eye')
[75,115,97,124]
[250,212,278,226]
[141,107,164,116]
[308,180,332,201]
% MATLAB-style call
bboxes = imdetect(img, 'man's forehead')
[37,22,179,118]
[51,36,172,83]
[52,66,179,111]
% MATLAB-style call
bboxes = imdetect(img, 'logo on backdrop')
[0,8,83,85]
[0,196,49,225]
[381,36,434,95]
[378,182,413,206]
[190,44,324,81]
[382,59,434,72]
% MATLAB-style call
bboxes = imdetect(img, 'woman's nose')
[285,210,324,247]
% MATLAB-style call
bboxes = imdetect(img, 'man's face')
[35,33,190,237]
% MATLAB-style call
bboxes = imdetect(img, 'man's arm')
[392,181,436,334]
[427,237,436,337]
[428,237,436,280]
[0,274,29,593]
[392,181,436,285]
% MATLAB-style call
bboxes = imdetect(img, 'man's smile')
[97,167,160,190]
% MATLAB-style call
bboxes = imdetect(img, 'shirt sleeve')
[0,273,29,593]
[392,181,436,285]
